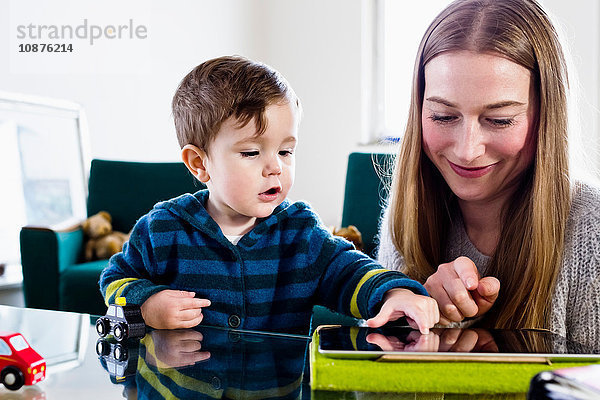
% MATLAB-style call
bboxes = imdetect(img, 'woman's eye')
[429,114,457,124]
[487,118,515,127]
[240,151,259,157]
[279,150,293,156]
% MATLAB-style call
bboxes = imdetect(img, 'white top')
[225,234,243,245]
[376,182,600,349]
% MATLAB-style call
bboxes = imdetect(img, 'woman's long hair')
[388,0,571,329]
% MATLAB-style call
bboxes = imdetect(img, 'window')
[107,306,116,317]
[0,339,11,356]
[9,335,29,352]
[0,92,89,267]
[371,0,451,142]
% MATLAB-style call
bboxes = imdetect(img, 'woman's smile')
[447,160,499,179]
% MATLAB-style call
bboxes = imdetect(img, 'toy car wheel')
[113,322,127,341]
[113,344,128,361]
[96,317,110,337]
[1,366,25,391]
[96,338,110,356]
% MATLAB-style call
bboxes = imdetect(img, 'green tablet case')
[310,329,599,394]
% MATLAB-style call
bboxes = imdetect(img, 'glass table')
[0,305,311,399]
[0,305,543,399]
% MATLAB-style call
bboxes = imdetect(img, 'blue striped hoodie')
[99,190,427,334]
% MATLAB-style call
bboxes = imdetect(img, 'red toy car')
[0,332,46,390]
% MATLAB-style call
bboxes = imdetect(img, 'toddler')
[99,56,439,334]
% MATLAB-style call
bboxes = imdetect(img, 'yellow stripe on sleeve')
[350,326,360,350]
[104,278,138,305]
[350,269,387,319]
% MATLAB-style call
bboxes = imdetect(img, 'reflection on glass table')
[1,305,571,399]
[0,306,88,372]
[96,326,310,399]
[0,305,311,399]
[0,305,125,399]
[318,326,600,362]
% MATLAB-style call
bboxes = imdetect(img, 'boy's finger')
[365,333,393,351]
[171,330,204,342]
[431,299,441,325]
[195,298,211,308]
[366,305,392,328]
[405,317,420,331]
[180,314,204,329]
[167,290,196,298]
[411,314,430,335]
[176,339,203,353]
[177,351,211,367]
[180,297,211,310]
[178,308,203,322]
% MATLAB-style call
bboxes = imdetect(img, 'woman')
[377,0,600,348]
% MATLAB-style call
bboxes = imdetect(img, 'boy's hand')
[141,290,211,329]
[146,329,210,368]
[366,288,439,334]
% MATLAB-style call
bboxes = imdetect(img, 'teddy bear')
[82,211,130,261]
[330,225,364,252]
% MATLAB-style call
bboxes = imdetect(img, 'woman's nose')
[454,120,485,164]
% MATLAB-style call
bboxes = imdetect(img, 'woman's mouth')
[448,161,497,178]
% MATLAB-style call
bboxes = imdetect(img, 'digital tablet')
[317,325,600,363]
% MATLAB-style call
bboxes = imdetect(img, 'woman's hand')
[436,328,499,353]
[424,256,500,325]
[367,329,440,352]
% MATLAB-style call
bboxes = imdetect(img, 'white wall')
[543,0,600,177]
[1,0,363,226]
[1,0,599,227]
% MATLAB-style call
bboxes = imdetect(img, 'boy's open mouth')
[260,187,281,196]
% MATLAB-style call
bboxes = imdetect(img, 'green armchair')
[311,151,394,328]
[341,152,394,257]
[21,153,393,326]
[20,159,202,316]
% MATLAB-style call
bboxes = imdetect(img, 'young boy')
[99,56,439,334]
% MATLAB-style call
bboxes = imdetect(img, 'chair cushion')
[59,260,109,316]
[342,153,395,256]
[87,160,203,233]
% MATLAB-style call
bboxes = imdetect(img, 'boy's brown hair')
[172,55,300,151]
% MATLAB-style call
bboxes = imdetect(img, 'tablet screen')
[318,326,600,362]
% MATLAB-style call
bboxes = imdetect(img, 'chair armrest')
[20,219,84,311]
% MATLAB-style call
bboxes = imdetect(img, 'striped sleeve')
[99,214,170,306]
[315,232,428,320]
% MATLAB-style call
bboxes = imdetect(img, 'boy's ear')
[181,144,210,183]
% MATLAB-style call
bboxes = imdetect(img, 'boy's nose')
[454,120,485,164]
[263,156,282,176]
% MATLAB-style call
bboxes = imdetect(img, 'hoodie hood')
[153,189,308,247]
